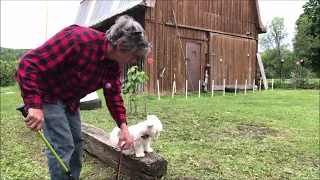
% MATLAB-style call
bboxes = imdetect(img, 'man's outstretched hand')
[118,123,132,150]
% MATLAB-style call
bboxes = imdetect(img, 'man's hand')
[24,108,44,131]
[117,123,132,150]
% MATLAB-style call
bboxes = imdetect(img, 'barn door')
[186,42,201,91]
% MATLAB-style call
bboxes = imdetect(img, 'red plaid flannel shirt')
[14,25,127,127]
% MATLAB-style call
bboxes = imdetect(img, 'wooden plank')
[256,52,268,89]
[155,0,162,22]
[203,12,207,29]
[179,34,208,41]
[231,0,234,20]
[231,36,236,86]
[172,26,177,93]
[221,11,225,32]
[144,22,150,93]
[167,0,172,23]
[240,38,245,86]
[223,36,228,86]
[231,0,235,34]
[207,12,211,30]
[165,26,171,93]
[213,34,219,88]
[153,23,158,93]
[228,36,232,86]
[234,0,241,20]
[225,36,230,86]
[151,1,156,20]
[215,14,220,32]
[240,39,246,86]
[172,0,177,24]
[235,38,240,87]
[178,0,183,24]
[209,33,214,87]
[162,0,167,23]
[240,0,243,22]
[199,0,204,27]
[190,1,194,27]
[216,34,222,88]
[235,0,240,34]
[224,0,229,17]
[170,26,175,94]
[216,35,221,87]
[210,13,214,30]
[149,22,157,93]
[252,40,257,87]
[182,0,187,26]
[247,38,252,87]
[217,0,221,15]
[158,23,164,92]
[195,0,199,28]
[191,1,196,36]
[212,0,216,13]
[81,123,167,180]
[244,0,248,34]
[145,7,151,20]
[220,35,225,87]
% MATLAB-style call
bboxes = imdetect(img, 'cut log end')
[81,123,168,180]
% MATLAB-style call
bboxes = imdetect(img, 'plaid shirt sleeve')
[14,27,78,110]
[103,67,127,128]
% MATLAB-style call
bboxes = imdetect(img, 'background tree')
[293,0,320,77]
[0,47,31,87]
[0,47,31,62]
[259,17,292,79]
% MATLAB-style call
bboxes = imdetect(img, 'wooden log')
[81,123,168,180]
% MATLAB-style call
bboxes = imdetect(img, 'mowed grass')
[1,85,319,179]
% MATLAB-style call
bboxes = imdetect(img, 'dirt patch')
[224,123,281,140]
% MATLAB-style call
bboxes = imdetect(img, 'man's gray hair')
[106,15,150,60]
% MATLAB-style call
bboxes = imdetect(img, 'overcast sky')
[0,0,308,50]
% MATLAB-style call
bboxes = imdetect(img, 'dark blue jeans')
[42,99,83,180]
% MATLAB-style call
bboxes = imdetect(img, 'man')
[14,15,150,179]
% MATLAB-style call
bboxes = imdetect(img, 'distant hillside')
[0,47,32,62]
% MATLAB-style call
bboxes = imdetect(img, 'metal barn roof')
[74,0,155,28]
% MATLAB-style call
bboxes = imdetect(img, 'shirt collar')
[100,36,108,61]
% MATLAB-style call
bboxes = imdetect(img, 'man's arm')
[103,67,127,128]
[103,67,132,149]
[14,27,78,110]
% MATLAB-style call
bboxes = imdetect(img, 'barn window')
[192,51,196,58]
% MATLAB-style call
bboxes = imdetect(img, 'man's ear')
[116,41,121,50]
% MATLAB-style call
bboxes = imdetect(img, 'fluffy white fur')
[109,115,163,157]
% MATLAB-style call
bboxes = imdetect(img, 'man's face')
[116,50,137,66]
[112,42,137,66]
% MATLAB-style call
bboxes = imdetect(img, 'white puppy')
[109,115,163,157]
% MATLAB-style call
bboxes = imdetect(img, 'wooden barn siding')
[209,33,257,90]
[146,0,259,40]
[144,0,260,94]
[144,21,208,94]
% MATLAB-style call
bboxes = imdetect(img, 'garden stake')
[16,104,74,180]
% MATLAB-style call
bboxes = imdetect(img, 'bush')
[0,60,18,87]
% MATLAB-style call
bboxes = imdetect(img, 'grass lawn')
[1,85,319,179]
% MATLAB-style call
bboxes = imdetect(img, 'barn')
[74,0,266,94]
